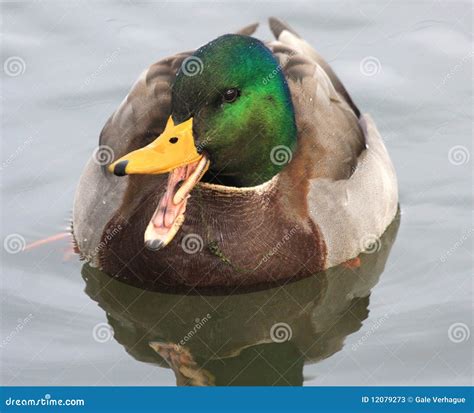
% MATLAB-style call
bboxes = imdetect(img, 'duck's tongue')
[144,155,209,251]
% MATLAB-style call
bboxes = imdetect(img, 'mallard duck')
[73,18,398,287]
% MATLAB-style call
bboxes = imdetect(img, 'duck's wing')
[269,17,360,117]
[267,19,398,268]
[308,114,399,268]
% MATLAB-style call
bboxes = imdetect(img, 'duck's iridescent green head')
[172,34,297,187]
[108,34,297,249]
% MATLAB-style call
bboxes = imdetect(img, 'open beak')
[108,116,209,251]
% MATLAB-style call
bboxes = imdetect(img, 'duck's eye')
[169,137,178,144]
[222,88,240,103]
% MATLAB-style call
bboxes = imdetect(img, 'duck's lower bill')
[144,155,209,251]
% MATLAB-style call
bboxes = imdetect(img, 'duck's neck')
[207,133,296,187]
[239,129,297,187]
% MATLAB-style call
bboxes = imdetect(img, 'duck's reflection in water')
[82,215,399,386]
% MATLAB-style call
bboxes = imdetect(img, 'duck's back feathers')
[269,17,360,118]
[269,16,300,39]
[235,22,259,36]
[268,38,365,181]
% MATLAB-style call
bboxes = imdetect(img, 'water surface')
[1,0,472,386]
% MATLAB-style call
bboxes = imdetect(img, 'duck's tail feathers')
[269,17,300,39]
[235,22,259,36]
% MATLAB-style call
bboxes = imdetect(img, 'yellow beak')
[108,117,202,176]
